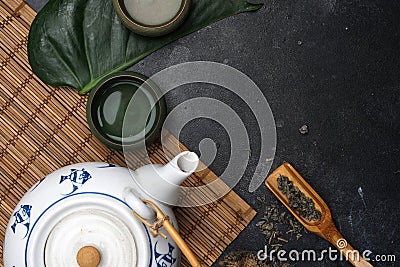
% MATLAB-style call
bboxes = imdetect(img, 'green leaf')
[28,0,263,94]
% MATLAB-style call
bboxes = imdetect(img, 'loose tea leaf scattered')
[220,175,322,267]
[255,199,308,267]
[219,251,270,267]
[230,197,309,267]
[257,200,307,245]
[277,175,321,221]
[299,125,309,135]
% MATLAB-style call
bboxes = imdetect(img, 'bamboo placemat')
[0,0,256,266]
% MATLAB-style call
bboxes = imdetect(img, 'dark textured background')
[25,0,400,266]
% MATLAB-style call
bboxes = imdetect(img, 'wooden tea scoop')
[265,163,373,267]
[134,200,201,267]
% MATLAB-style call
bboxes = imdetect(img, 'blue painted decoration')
[96,163,117,168]
[11,205,32,238]
[30,177,46,192]
[59,168,92,195]
[154,241,177,267]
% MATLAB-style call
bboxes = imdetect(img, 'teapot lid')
[44,209,136,266]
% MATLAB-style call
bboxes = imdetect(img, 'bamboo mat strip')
[0,0,257,266]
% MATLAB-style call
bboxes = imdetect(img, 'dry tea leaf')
[277,175,321,221]
[257,201,307,244]
[219,252,269,267]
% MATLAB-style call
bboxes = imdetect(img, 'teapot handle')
[123,188,155,220]
[134,200,201,267]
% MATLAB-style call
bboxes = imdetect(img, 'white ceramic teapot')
[4,151,199,267]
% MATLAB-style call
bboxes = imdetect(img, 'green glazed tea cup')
[86,71,166,150]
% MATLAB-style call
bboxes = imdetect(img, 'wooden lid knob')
[76,246,101,267]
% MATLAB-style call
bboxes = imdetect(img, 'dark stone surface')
[25,0,400,266]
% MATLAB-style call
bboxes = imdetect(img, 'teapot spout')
[133,151,199,205]
[162,151,199,185]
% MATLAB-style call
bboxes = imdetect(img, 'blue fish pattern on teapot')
[154,241,177,267]
[11,204,32,239]
[59,168,92,195]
